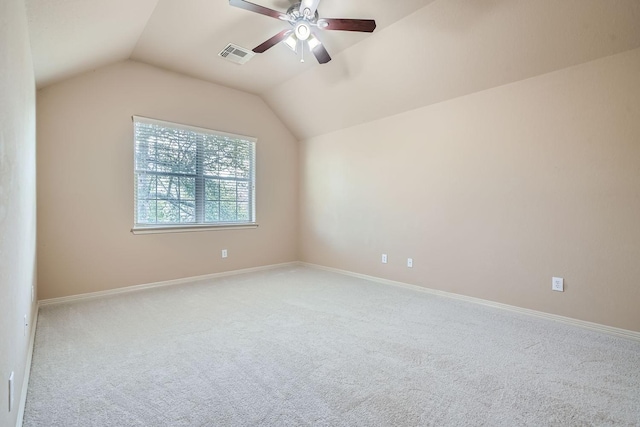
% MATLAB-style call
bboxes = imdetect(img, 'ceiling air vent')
[219,43,255,65]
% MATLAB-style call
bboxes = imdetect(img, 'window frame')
[131,116,258,234]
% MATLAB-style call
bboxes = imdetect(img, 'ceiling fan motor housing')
[287,2,319,23]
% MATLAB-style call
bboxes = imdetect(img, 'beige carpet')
[24,266,640,426]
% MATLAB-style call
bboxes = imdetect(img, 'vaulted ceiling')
[26,0,433,92]
[25,0,640,140]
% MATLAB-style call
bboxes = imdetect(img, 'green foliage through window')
[134,117,256,226]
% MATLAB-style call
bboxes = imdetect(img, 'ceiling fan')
[229,0,376,64]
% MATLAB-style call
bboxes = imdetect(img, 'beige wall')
[37,60,298,299]
[32,2,640,335]
[0,0,38,424]
[300,48,640,332]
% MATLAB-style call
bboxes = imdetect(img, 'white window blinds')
[133,116,256,228]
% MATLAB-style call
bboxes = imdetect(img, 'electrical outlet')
[407,258,413,268]
[221,249,228,258]
[552,277,564,292]
[8,371,14,412]
[381,254,388,264]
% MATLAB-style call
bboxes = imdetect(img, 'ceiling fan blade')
[319,18,376,33]
[299,0,321,17]
[229,0,287,20]
[253,29,292,53]
[310,40,331,64]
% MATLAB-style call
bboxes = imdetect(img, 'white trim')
[300,262,640,342]
[36,260,640,341]
[38,262,298,306]
[132,115,257,143]
[16,305,39,427]
[131,223,259,235]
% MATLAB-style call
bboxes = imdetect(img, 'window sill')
[131,223,259,235]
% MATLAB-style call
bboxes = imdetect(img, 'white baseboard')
[16,305,39,427]
[38,262,299,306]
[36,260,640,342]
[300,262,640,342]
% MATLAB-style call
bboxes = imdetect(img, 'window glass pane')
[134,131,157,172]
[180,177,196,200]
[157,175,180,200]
[205,201,220,222]
[220,201,237,222]
[237,202,249,221]
[154,130,197,174]
[179,202,195,223]
[235,142,252,178]
[237,182,249,202]
[137,174,157,199]
[154,135,176,173]
[137,200,157,223]
[218,139,236,178]
[220,180,237,201]
[203,137,219,176]
[156,200,180,223]
[205,179,220,201]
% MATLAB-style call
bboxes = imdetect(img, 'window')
[133,116,256,231]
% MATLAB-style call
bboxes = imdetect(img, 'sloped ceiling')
[26,0,434,92]
[26,0,640,140]
[26,0,159,88]
[264,0,640,140]
[130,0,435,94]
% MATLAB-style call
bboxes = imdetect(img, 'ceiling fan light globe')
[307,34,321,50]
[294,22,311,41]
[284,34,298,52]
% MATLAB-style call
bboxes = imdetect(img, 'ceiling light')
[284,34,298,52]
[294,22,311,41]
[307,34,321,51]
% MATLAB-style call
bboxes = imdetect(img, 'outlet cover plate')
[407,258,413,268]
[552,277,564,292]
[381,254,388,264]
[222,249,228,258]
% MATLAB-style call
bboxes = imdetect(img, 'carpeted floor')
[24,266,640,426]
